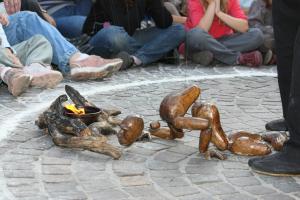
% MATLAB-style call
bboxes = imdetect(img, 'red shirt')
[185,0,247,39]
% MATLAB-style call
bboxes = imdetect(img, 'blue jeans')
[4,11,78,73]
[88,24,186,64]
[186,27,264,65]
[51,0,92,38]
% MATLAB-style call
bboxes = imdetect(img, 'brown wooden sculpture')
[228,131,271,156]
[117,115,144,146]
[36,85,145,159]
[192,102,229,151]
[150,85,286,160]
[151,85,209,139]
[192,103,272,158]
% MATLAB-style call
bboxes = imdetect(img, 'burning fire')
[64,104,85,115]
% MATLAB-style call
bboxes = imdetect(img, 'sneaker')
[238,50,263,67]
[263,49,273,65]
[191,51,214,66]
[248,143,300,176]
[70,55,123,80]
[116,51,134,70]
[78,43,94,54]
[24,63,63,88]
[265,118,288,131]
[2,68,31,96]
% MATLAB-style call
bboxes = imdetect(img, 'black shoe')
[191,51,213,66]
[67,34,91,48]
[265,118,288,131]
[159,49,180,65]
[115,51,134,70]
[78,43,94,54]
[248,143,300,176]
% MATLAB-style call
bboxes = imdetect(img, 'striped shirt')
[38,0,75,15]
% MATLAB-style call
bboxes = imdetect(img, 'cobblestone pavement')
[0,63,299,200]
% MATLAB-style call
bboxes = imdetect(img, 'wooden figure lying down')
[149,85,288,160]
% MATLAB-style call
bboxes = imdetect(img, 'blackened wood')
[43,95,92,137]
[65,85,94,107]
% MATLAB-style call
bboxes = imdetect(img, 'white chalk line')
[0,71,277,141]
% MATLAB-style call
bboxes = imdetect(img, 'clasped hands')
[206,0,222,16]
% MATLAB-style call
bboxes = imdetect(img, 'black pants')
[273,0,300,146]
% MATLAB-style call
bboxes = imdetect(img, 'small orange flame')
[64,104,85,115]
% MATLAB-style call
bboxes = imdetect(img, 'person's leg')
[218,28,264,53]
[13,35,63,88]
[287,27,300,146]
[186,27,239,65]
[0,48,23,68]
[74,0,92,16]
[4,11,122,80]
[132,24,185,65]
[265,3,299,131]
[259,33,275,54]
[88,26,142,58]
[248,0,300,176]
[50,0,92,38]
[5,11,77,73]
[54,16,87,38]
[13,35,53,66]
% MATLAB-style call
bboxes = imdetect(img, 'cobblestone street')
[0,63,299,200]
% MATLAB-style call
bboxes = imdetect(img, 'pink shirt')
[185,0,247,39]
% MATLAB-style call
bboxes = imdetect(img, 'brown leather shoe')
[24,63,63,88]
[2,68,31,97]
[70,56,122,81]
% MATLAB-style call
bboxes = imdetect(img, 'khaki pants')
[0,35,53,68]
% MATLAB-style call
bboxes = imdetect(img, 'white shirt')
[0,3,12,49]
[0,24,11,48]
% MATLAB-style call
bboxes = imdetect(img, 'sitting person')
[0,14,62,96]
[21,0,56,26]
[248,0,275,65]
[240,0,254,15]
[82,0,186,70]
[184,0,264,66]
[164,0,188,24]
[164,0,187,16]
[1,0,123,81]
[38,0,92,38]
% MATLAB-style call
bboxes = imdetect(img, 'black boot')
[115,51,134,70]
[248,142,300,176]
[158,49,180,65]
[265,118,288,131]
